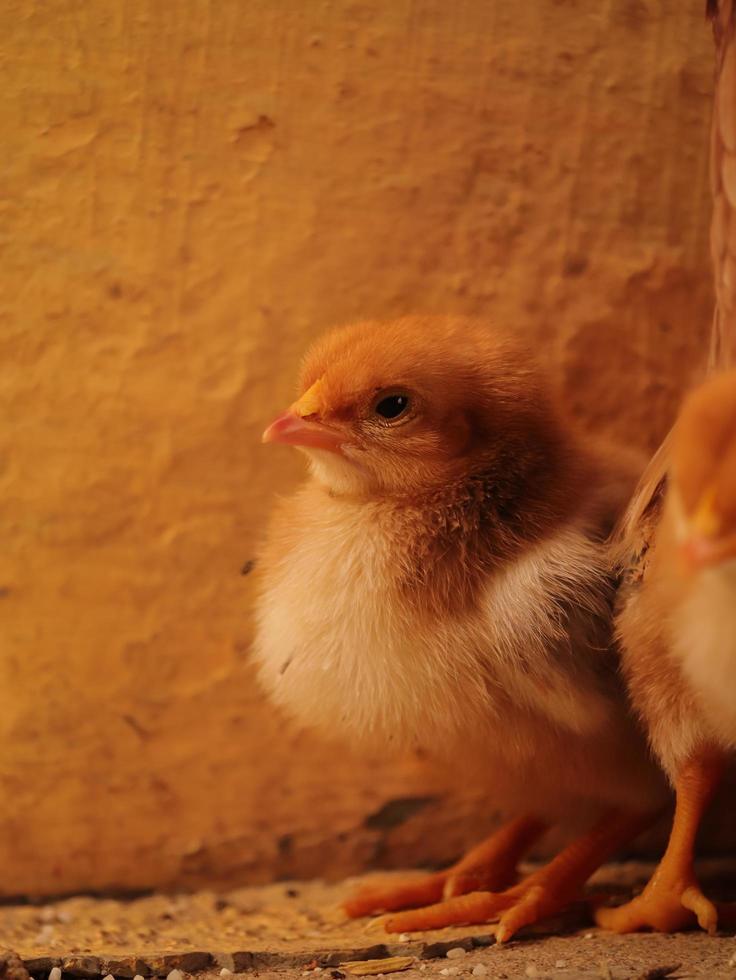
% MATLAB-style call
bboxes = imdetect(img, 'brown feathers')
[254,315,663,817]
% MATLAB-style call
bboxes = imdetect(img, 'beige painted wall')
[0,0,724,897]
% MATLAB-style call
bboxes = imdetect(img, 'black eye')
[374,394,410,420]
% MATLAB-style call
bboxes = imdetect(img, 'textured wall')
[0,0,721,896]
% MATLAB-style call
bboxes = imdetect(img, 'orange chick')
[254,315,666,941]
[596,369,736,935]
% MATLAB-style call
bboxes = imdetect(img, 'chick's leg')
[442,815,548,899]
[343,814,545,918]
[385,809,654,942]
[596,751,726,935]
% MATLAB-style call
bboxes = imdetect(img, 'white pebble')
[419,967,427,973]
[525,967,538,979]
[554,963,567,970]
[219,972,233,979]
[584,932,594,939]
[446,948,466,960]
[167,971,184,980]
[134,975,145,980]
[729,951,736,967]
[399,933,411,942]
[103,975,114,980]
[471,966,488,977]
[439,971,450,977]
[49,969,62,980]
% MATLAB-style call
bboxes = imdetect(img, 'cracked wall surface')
[0,0,728,896]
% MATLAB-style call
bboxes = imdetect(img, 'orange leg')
[385,809,655,943]
[596,751,732,935]
[343,814,546,918]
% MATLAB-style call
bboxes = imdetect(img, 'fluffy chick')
[596,370,736,935]
[254,315,665,940]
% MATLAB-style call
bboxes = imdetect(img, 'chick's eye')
[374,394,410,420]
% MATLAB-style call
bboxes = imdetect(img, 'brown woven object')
[709,0,736,369]
[617,0,736,573]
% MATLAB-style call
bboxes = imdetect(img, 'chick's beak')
[262,377,345,453]
[680,531,736,571]
[679,489,736,571]
[261,410,345,453]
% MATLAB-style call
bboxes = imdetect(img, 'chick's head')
[263,316,563,498]
[672,369,736,572]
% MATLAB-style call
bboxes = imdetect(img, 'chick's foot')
[596,752,728,935]
[343,815,545,918]
[383,867,578,941]
[441,815,546,899]
[385,809,654,943]
[595,877,718,934]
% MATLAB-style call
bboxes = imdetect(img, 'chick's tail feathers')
[617,4,736,563]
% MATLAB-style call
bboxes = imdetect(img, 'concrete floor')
[2,863,735,980]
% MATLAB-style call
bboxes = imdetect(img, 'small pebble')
[103,975,114,980]
[584,932,594,939]
[419,967,427,973]
[471,966,488,977]
[554,963,567,970]
[728,951,736,968]
[399,933,411,942]
[134,975,145,980]
[220,971,233,978]
[167,971,184,980]
[524,967,538,979]
[446,948,466,960]
[49,969,62,980]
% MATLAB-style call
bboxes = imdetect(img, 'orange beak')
[262,411,345,453]
[678,489,736,571]
[680,531,736,571]
[262,377,345,454]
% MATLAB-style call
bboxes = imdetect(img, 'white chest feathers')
[253,496,616,758]
[674,564,736,748]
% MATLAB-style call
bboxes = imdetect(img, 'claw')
[343,873,446,918]
[344,815,545,919]
[681,885,719,935]
[381,809,652,942]
[385,891,513,932]
[594,881,720,935]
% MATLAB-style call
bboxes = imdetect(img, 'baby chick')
[254,315,666,941]
[596,370,736,935]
